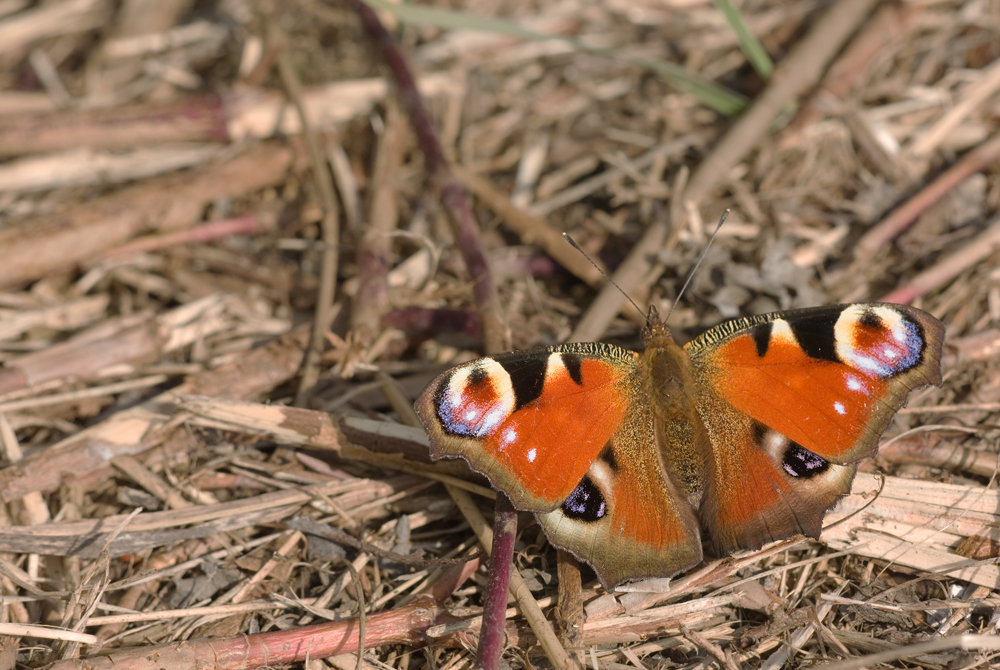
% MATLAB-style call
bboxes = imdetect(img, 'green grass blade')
[363,0,748,116]
[365,0,554,40]
[712,0,774,79]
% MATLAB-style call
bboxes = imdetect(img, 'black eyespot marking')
[858,310,884,331]
[562,477,607,522]
[562,354,584,386]
[599,443,618,472]
[496,353,547,411]
[750,421,768,447]
[788,310,841,363]
[783,443,830,479]
[467,365,489,388]
[751,322,773,358]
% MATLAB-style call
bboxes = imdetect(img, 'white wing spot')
[856,356,885,374]
[833,401,846,415]
[527,448,536,462]
[481,407,506,433]
[503,428,518,445]
[884,347,897,359]
[846,376,863,392]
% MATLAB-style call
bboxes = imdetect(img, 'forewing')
[415,342,636,512]
[686,304,944,464]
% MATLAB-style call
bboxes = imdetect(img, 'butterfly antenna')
[562,233,646,321]
[665,209,729,321]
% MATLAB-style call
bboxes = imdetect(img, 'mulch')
[0,1,998,669]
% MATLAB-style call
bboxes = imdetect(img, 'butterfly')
[415,303,944,588]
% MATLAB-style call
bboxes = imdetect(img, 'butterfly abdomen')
[641,338,713,498]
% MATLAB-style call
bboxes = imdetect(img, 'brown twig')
[339,558,367,670]
[275,31,342,406]
[0,143,292,288]
[0,313,165,397]
[454,166,605,288]
[0,95,228,157]
[877,432,992,479]
[350,0,506,354]
[569,218,668,343]
[683,0,878,207]
[853,133,1000,265]
[942,328,1000,367]
[682,626,741,670]
[880,210,1000,303]
[780,4,917,142]
[343,101,406,375]
[908,57,1000,158]
[555,551,585,668]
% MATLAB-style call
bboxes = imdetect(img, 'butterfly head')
[642,304,674,347]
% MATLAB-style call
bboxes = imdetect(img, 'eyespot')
[782,444,830,479]
[835,305,924,378]
[435,359,514,437]
[562,476,607,522]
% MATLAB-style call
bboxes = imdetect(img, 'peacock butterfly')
[415,302,944,588]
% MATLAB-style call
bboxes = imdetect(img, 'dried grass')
[0,1,998,669]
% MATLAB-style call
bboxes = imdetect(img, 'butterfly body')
[416,304,944,588]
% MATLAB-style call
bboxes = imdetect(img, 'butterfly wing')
[415,342,702,588]
[686,303,944,554]
[416,343,633,512]
[536,390,703,588]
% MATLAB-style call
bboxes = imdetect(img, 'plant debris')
[0,1,998,669]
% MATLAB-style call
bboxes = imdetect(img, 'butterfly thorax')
[639,329,711,499]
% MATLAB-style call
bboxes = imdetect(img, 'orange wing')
[537,391,702,588]
[687,303,944,554]
[688,304,944,464]
[415,343,637,512]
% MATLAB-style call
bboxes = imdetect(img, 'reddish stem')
[45,559,482,670]
[477,493,518,670]
[46,597,443,670]
[102,215,267,258]
[349,0,505,353]
[856,132,1000,261]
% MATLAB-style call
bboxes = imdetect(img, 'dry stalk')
[683,0,879,208]
[275,30,342,406]
[350,0,506,354]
